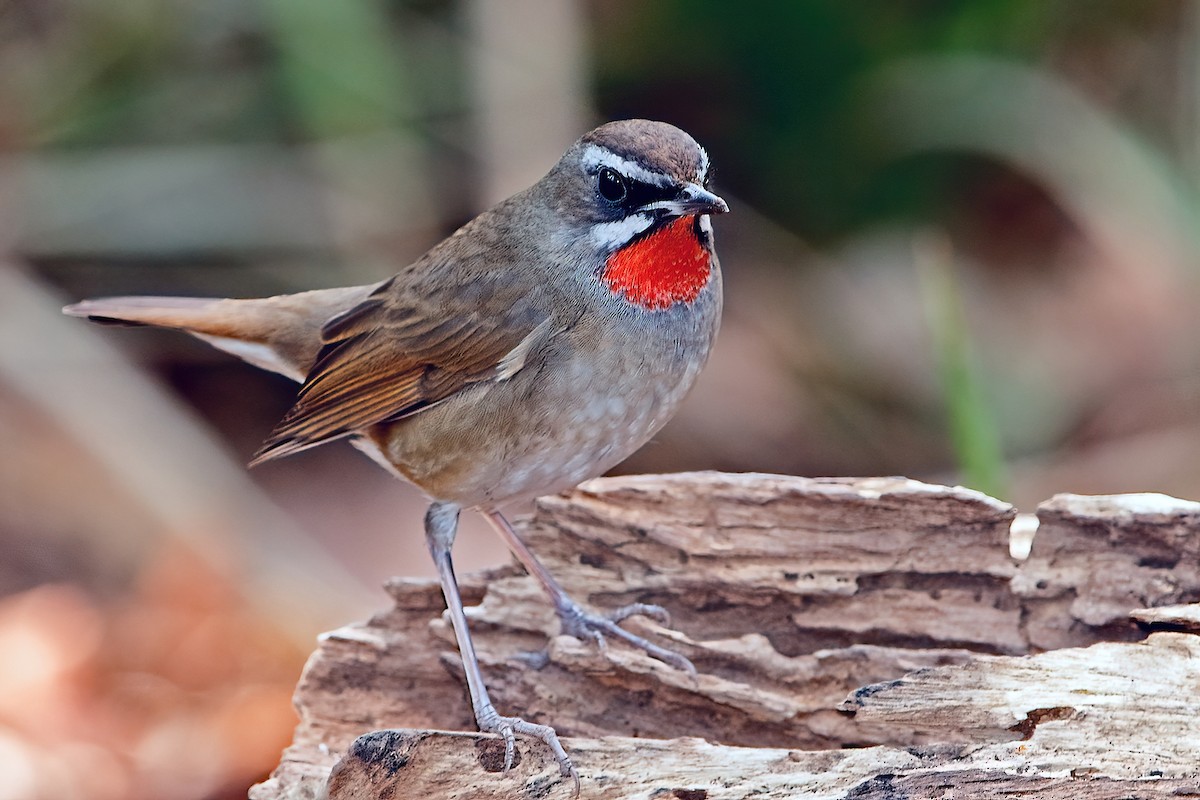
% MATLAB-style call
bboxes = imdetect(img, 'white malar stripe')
[589,212,654,252]
[581,144,671,187]
[192,333,305,382]
[699,214,713,237]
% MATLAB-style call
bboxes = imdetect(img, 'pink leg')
[425,502,579,788]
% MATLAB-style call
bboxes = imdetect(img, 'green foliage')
[915,232,1008,499]
[592,1,1175,243]
[262,0,414,137]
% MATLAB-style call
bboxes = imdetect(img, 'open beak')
[642,183,729,217]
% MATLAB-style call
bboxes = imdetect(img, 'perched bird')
[64,119,726,783]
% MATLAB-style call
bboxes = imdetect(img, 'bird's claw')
[475,704,579,791]
[555,600,696,675]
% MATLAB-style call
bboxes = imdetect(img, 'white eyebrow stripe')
[589,212,654,251]
[581,144,672,187]
[697,145,709,183]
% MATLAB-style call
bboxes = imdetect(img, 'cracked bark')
[248,473,1200,799]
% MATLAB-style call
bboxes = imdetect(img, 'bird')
[63,119,727,785]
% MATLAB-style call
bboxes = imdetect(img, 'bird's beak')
[642,183,729,217]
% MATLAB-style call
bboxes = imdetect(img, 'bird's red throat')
[602,216,711,310]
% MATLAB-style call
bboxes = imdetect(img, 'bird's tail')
[64,295,228,330]
[63,285,378,382]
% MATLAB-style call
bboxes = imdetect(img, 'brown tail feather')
[63,296,224,328]
[62,284,380,383]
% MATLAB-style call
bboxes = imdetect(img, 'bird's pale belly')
[367,339,707,509]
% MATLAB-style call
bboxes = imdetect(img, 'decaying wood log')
[248,473,1200,799]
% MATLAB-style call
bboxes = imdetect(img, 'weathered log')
[248,473,1200,799]
[1014,492,1200,650]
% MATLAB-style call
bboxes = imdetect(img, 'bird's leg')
[424,502,578,786]
[483,509,695,675]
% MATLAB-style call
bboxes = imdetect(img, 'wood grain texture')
[1014,491,1200,650]
[248,473,1200,800]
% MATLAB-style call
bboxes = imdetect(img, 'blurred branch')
[0,264,373,643]
[7,145,330,259]
[466,0,588,205]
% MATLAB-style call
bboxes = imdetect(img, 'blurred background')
[4,1,1200,797]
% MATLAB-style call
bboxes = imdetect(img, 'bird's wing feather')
[251,273,549,465]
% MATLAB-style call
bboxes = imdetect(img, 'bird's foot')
[475,702,579,791]
[555,599,696,675]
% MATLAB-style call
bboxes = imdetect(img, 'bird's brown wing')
[250,276,548,465]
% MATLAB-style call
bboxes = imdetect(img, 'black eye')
[597,167,627,203]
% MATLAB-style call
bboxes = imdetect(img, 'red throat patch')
[602,216,711,310]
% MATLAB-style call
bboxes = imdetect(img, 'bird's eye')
[597,167,628,203]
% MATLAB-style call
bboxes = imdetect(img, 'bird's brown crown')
[581,119,708,186]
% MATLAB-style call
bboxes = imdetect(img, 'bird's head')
[546,119,728,310]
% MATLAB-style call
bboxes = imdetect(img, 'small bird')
[64,119,726,784]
